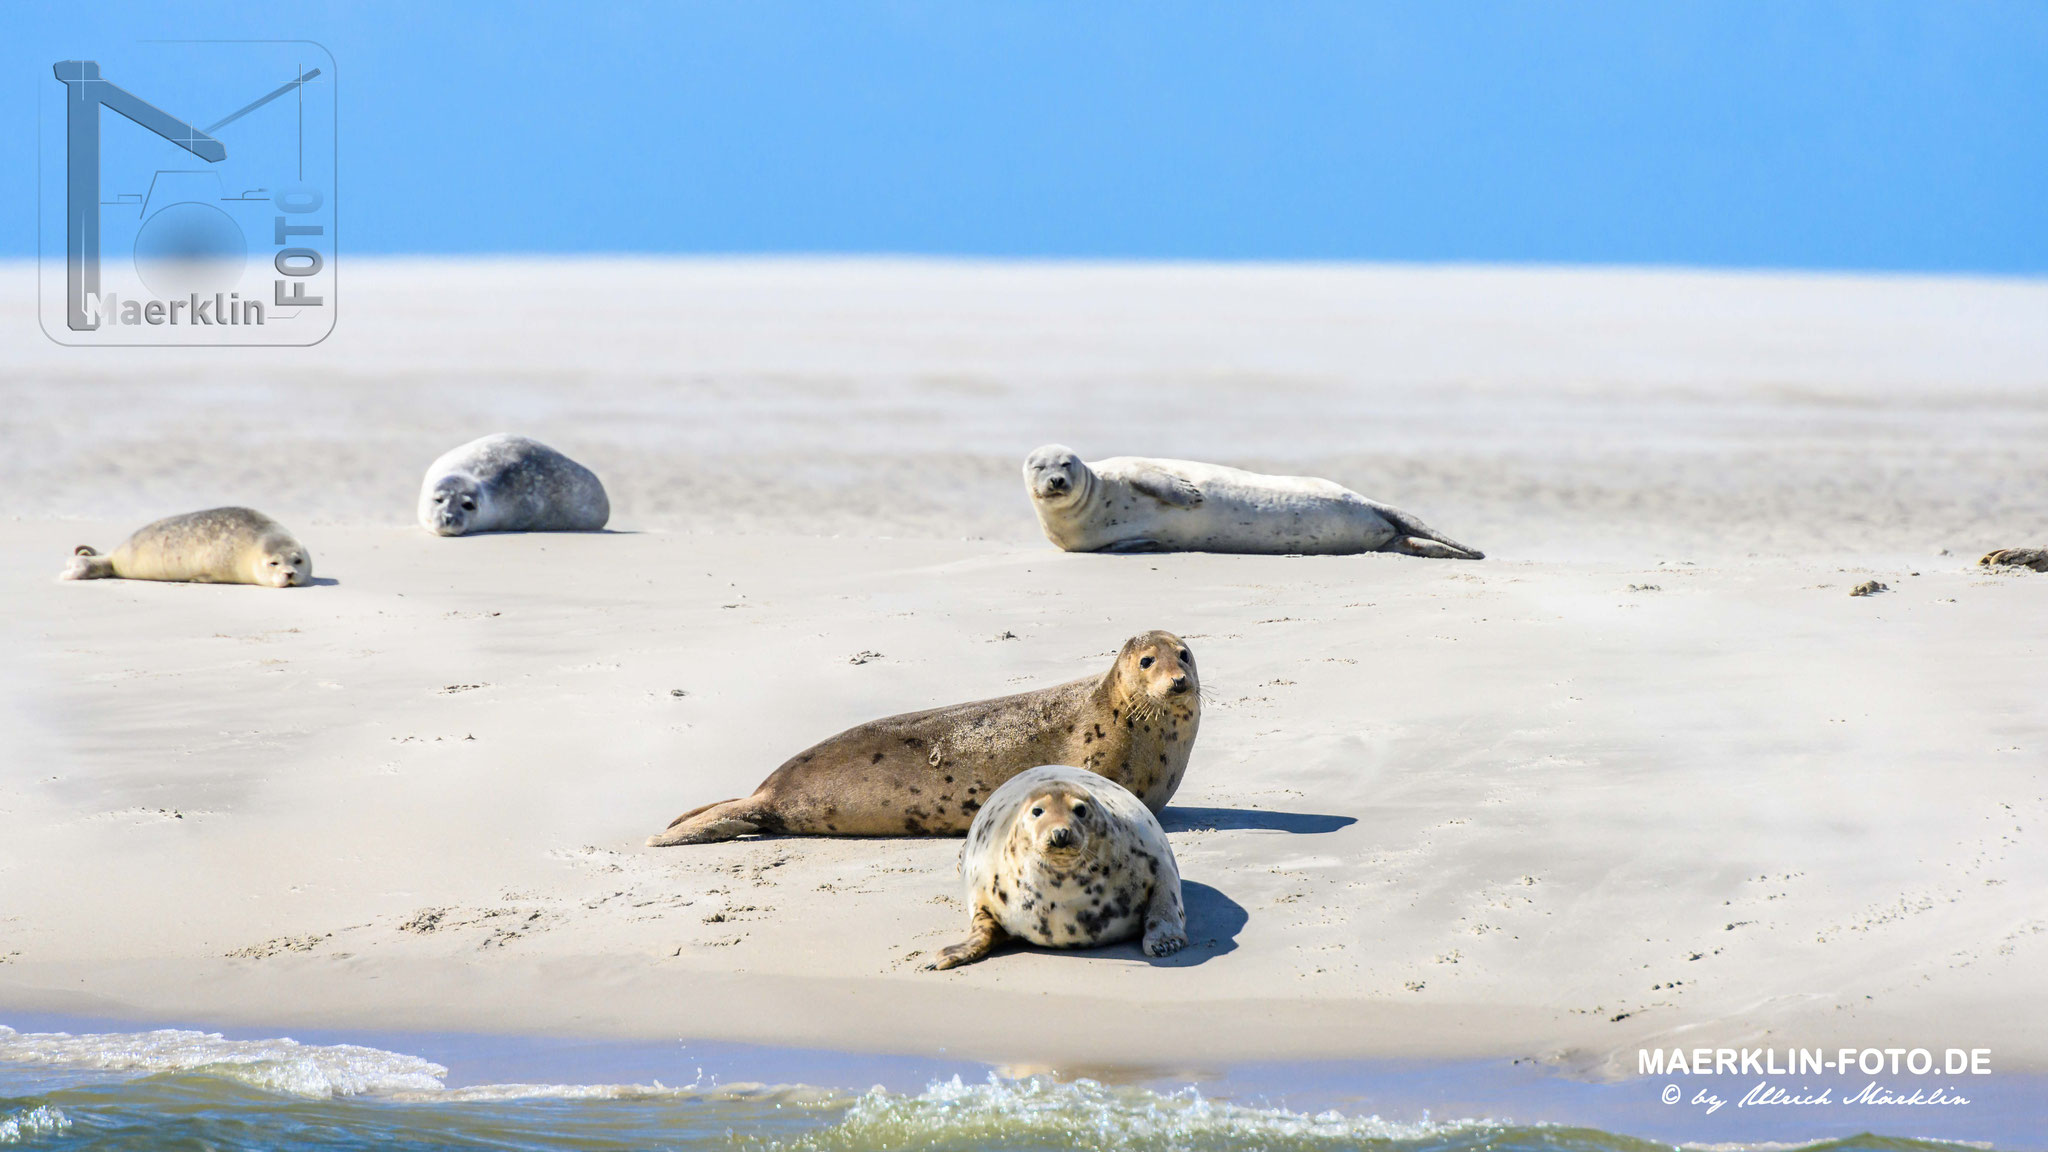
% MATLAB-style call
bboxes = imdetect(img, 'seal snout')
[1168,674,1190,695]
[1047,826,1075,849]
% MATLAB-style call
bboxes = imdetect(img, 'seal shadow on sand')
[1160,806,1357,835]
[432,528,642,537]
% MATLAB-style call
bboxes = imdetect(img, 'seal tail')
[646,797,768,847]
[1373,504,1484,560]
[61,546,114,581]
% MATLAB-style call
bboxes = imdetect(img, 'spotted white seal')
[61,507,312,587]
[418,434,609,535]
[1023,444,1482,559]
[927,764,1186,970]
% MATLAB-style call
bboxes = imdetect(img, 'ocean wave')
[0,1026,446,1098]
[0,1025,844,1108]
[0,1106,70,1145]
[773,1074,1502,1150]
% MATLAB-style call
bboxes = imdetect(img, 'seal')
[418,434,609,535]
[61,507,312,588]
[1980,548,2048,572]
[926,764,1187,970]
[1023,444,1483,559]
[647,630,1200,846]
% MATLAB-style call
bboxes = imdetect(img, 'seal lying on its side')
[647,631,1200,846]
[927,765,1187,970]
[418,434,609,535]
[61,507,312,587]
[1980,548,2048,572]
[1023,444,1482,559]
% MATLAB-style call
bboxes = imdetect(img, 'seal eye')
[1179,649,1190,662]
[1139,656,1154,669]
[1072,804,1088,820]
[1030,806,1043,818]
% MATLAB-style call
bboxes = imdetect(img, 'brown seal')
[927,764,1187,970]
[646,630,1200,846]
[60,507,312,588]
[1980,548,2048,572]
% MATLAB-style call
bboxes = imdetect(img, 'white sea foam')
[801,1074,1498,1149]
[0,1105,70,1144]
[0,1025,841,1106]
[0,1025,446,1098]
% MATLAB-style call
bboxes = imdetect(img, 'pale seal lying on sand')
[1980,548,2048,572]
[61,507,311,587]
[927,764,1186,970]
[418,434,609,535]
[647,630,1200,846]
[1023,444,1483,559]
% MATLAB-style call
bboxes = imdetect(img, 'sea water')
[0,1023,2022,1151]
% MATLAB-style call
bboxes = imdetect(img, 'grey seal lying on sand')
[418,434,609,535]
[1023,445,1482,558]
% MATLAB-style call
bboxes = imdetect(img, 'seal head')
[423,474,484,536]
[1024,443,1093,506]
[250,534,312,587]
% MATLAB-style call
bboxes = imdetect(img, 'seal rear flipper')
[1368,501,1483,560]
[1981,548,2048,572]
[646,797,766,846]
[61,546,114,581]
[1389,535,1484,561]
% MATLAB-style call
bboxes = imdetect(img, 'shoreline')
[4,1010,2043,1150]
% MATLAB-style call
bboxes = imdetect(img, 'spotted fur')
[928,765,1187,969]
[647,631,1200,846]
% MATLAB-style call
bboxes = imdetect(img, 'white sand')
[1,260,2044,1074]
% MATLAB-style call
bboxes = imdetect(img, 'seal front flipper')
[1141,872,1188,957]
[1127,468,1203,509]
[926,907,1008,971]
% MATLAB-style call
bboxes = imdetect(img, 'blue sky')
[8,1,2045,271]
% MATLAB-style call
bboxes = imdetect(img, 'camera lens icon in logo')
[132,200,247,300]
